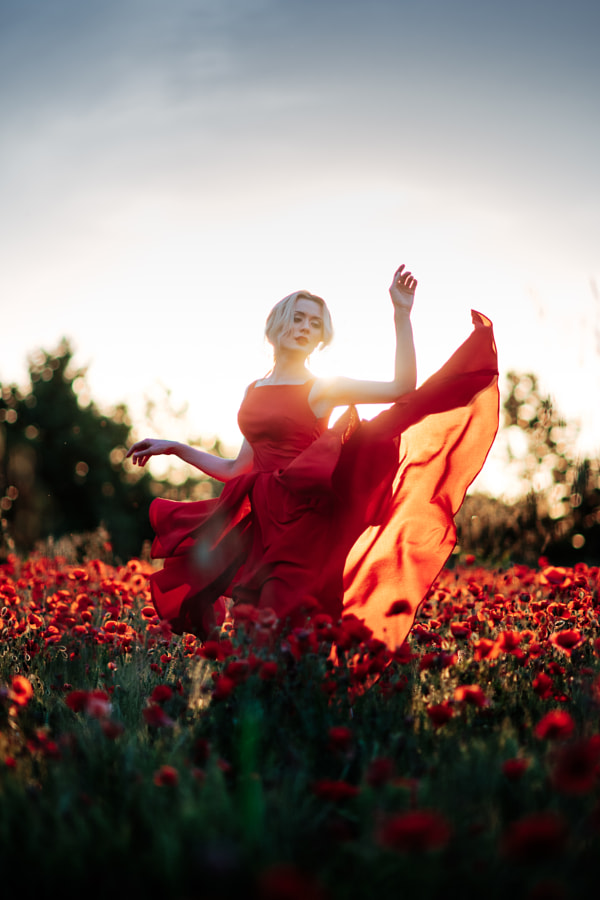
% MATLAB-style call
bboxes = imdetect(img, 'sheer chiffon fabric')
[149,311,499,649]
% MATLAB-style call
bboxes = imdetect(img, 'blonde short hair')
[265,290,334,354]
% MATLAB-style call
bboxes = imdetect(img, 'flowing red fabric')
[149,311,499,648]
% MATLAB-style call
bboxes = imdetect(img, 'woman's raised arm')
[125,436,254,482]
[308,264,417,416]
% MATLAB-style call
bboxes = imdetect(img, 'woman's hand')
[126,438,177,467]
[389,264,417,314]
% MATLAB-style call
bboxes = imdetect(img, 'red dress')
[149,311,499,648]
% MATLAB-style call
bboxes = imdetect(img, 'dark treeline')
[1,344,599,565]
[456,372,600,566]
[0,342,221,562]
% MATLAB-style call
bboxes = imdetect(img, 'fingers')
[125,439,154,466]
[392,265,417,293]
[393,265,411,282]
[126,439,147,457]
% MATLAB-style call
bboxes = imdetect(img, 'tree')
[456,371,600,564]
[0,341,156,560]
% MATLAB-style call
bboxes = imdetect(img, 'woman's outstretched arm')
[125,437,254,482]
[309,264,417,416]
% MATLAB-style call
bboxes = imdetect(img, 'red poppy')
[528,641,545,658]
[259,661,278,680]
[85,691,112,719]
[502,758,530,780]
[496,630,522,653]
[549,630,584,656]
[550,737,600,794]
[9,675,34,707]
[454,685,489,707]
[28,728,61,759]
[532,672,554,700]
[426,701,454,727]
[68,567,89,582]
[412,625,443,646]
[312,779,360,802]
[378,809,451,852]
[501,812,567,862]
[534,710,575,741]
[393,643,416,664]
[472,638,498,661]
[65,691,88,712]
[153,764,179,787]
[450,622,470,638]
[540,567,570,588]
[311,613,335,640]
[150,684,173,704]
[198,639,234,661]
[65,688,110,717]
[548,662,566,676]
[212,675,236,701]
[143,704,174,728]
[337,615,373,647]
[419,651,457,671]
[365,757,395,788]
[101,719,125,739]
[232,603,259,624]
[328,726,353,752]
[224,659,250,683]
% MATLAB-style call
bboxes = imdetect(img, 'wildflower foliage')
[1,552,600,897]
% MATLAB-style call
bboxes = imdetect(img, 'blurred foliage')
[456,371,600,566]
[0,341,221,562]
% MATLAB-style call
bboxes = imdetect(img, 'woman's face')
[279,298,324,356]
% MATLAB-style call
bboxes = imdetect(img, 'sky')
[1,0,599,495]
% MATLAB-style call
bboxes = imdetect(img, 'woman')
[127,265,498,648]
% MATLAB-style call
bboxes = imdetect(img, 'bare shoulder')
[308,376,339,419]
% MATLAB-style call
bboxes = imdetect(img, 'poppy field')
[2,552,600,899]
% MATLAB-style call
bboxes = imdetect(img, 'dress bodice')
[237,381,328,472]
